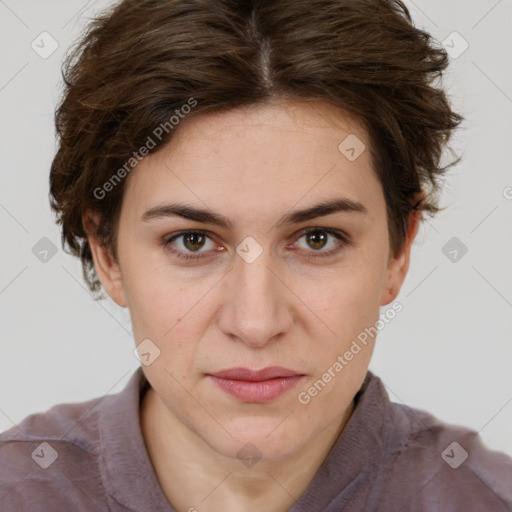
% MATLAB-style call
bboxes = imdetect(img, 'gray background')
[1,0,511,457]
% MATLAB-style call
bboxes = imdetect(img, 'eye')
[163,230,220,261]
[162,227,350,262]
[291,228,350,259]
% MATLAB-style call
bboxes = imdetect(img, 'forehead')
[120,99,385,226]
[169,99,368,159]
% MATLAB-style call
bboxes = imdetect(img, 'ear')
[83,211,127,307]
[380,205,422,306]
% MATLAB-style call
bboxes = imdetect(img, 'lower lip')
[208,375,304,403]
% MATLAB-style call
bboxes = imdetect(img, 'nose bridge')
[220,241,291,346]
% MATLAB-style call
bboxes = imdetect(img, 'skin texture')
[86,99,420,511]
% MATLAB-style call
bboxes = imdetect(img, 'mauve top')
[1,367,511,512]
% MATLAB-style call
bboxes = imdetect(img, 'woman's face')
[90,99,413,461]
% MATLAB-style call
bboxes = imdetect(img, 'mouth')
[206,366,305,403]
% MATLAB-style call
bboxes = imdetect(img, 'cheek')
[301,257,386,328]
[120,242,183,330]
[292,258,387,378]
[129,284,193,349]
[123,263,210,375]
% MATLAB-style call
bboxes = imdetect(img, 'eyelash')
[162,228,350,262]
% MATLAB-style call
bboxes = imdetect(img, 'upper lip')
[208,366,303,381]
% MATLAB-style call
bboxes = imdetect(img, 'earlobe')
[83,212,127,307]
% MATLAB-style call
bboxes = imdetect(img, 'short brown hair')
[49,0,463,298]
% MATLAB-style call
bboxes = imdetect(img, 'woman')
[1,0,511,510]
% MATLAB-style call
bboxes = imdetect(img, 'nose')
[217,245,294,348]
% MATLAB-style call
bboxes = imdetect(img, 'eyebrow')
[141,197,367,229]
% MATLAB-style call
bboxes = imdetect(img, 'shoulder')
[0,395,114,511]
[381,400,512,511]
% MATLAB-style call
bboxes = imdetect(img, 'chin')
[203,417,309,463]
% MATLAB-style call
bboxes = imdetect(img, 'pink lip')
[207,366,304,403]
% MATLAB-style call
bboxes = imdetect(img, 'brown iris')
[183,232,206,252]
[305,231,328,250]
